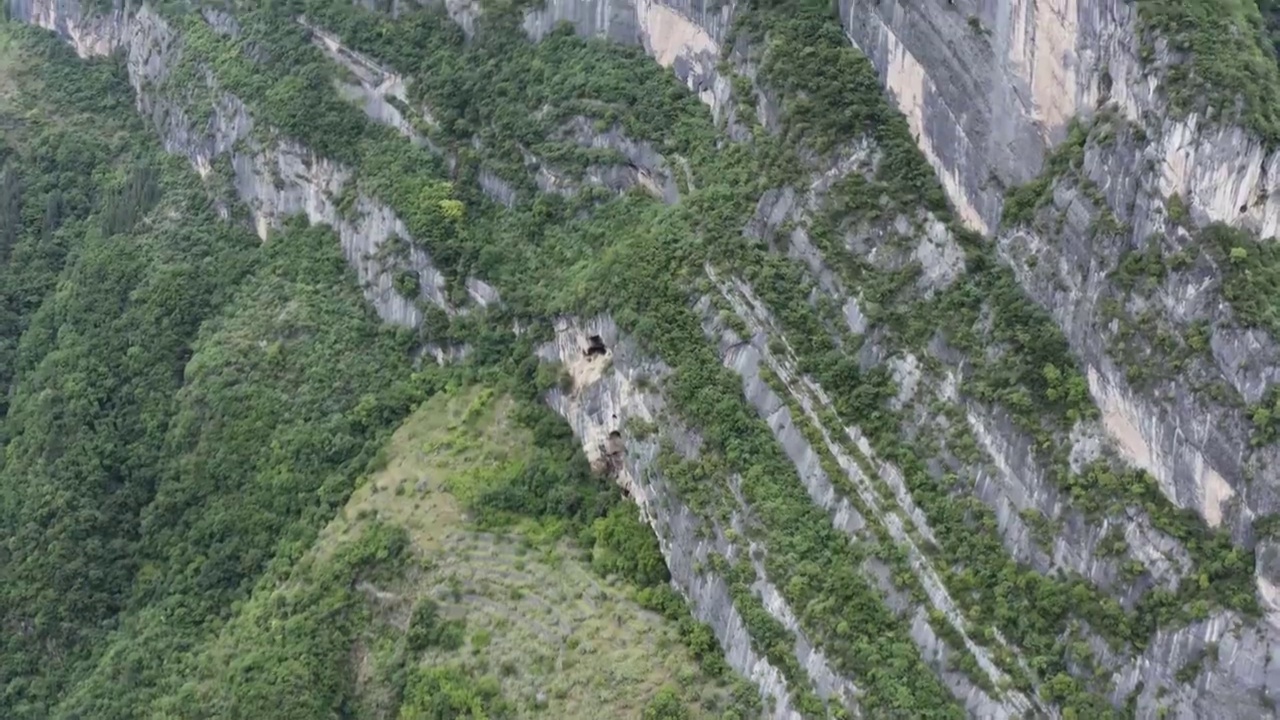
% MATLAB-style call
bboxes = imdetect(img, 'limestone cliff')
[10,0,1280,716]
[482,0,1280,713]
[841,0,1280,554]
[471,0,1280,547]
[9,0,454,328]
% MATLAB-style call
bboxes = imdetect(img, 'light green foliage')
[407,600,467,653]
[1001,119,1087,227]
[1114,242,1169,291]
[729,7,1257,713]
[219,4,964,710]
[1203,222,1280,337]
[320,387,733,719]
[743,247,1122,710]
[1166,193,1191,225]
[644,686,691,720]
[749,11,946,213]
[400,665,514,719]
[1248,386,1280,445]
[1138,0,1280,144]
[230,1,1252,715]
[1255,512,1280,539]
[586,503,672,587]
[729,565,829,716]
[395,269,422,298]
[152,522,413,720]
[1064,463,1257,622]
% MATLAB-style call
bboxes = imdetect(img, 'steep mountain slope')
[2,0,1279,718]
[0,21,730,719]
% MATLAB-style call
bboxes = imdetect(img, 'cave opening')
[605,429,625,458]
[584,334,607,359]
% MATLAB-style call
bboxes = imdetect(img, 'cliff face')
[10,0,1280,716]
[832,4,1280,706]
[502,0,1280,713]
[492,0,1280,543]
[520,0,739,127]
[841,0,1280,237]
[743,137,1280,717]
[538,316,834,719]
[841,0,1280,542]
[4,4,821,715]
[10,0,454,328]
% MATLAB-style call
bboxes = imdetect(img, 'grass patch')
[320,386,743,719]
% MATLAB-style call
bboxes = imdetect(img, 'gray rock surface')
[536,315,818,718]
[12,0,1280,714]
[840,0,1280,547]
[11,0,453,328]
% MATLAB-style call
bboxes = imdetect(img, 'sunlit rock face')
[490,0,1280,549]
[834,2,1280,715]
[538,315,833,719]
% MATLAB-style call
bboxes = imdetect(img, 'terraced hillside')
[2,0,1279,718]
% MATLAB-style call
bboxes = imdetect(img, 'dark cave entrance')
[584,334,607,359]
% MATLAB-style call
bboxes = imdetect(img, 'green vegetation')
[0,27,268,714]
[1138,0,1280,144]
[310,387,744,718]
[1001,119,1087,227]
[0,21,708,718]
[0,191,418,715]
[1248,386,1280,445]
[152,521,416,719]
[749,12,947,214]
[1098,204,1280,449]
[263,1,968,714]
[720,557,827,716]
[996,120,1257,616]
[736,9,1255,713]
[2,0,1270,715]
[736,255,1123,713]
[407,600,467,653]
[1203,222,1280,336]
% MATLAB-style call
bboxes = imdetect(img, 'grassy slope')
[313,386,725,718]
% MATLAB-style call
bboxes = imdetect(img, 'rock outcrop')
[10,0,452,328]
[841,0,1280,543]
[537,316,849,718]
[506,4,1280,713]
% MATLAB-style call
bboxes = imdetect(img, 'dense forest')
[1,0,1277,716]
[0,20,722,719]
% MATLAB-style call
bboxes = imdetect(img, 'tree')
[642,687,688,720]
